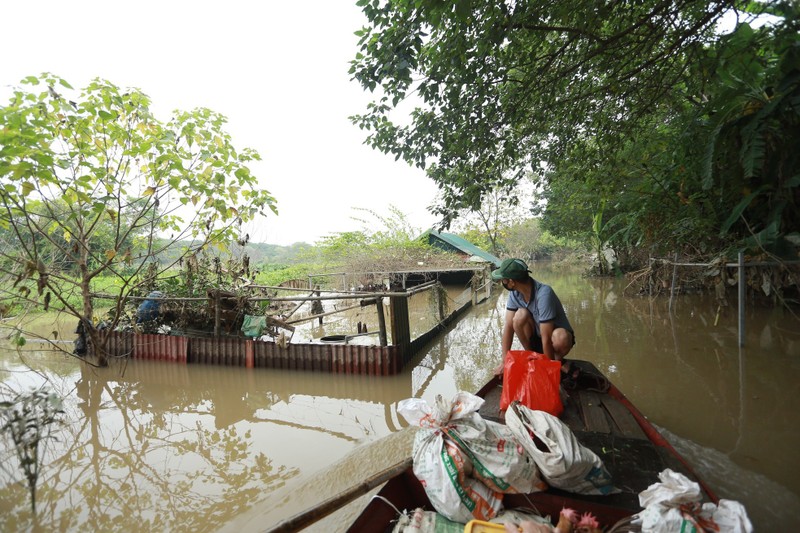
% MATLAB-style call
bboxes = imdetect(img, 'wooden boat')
[267,359,717,532]
[347,359,717,532]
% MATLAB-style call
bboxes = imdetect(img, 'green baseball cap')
[491,258,530,280]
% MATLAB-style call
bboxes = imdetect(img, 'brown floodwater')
[1,264,799,532]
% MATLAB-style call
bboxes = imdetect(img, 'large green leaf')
[720,187,766,236]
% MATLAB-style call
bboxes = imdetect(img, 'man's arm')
[501,309,516,355]
[539,320,555,359]
[495,309,517,375]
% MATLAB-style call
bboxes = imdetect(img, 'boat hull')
[347,359,716,532]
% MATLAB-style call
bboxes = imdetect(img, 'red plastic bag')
[499,350,563,416]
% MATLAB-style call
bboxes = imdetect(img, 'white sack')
[711,500,754,532]
[463,418,546,494]
[638,467,702,508]
[398,393,545,523]
[635,469,753,533]
[505,401,617,495]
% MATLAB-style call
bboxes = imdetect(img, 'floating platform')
[93,272,493,376]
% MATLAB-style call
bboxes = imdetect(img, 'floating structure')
[93,266,494,376]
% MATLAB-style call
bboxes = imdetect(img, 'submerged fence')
[651,253,800,347]
[92,266,493,375]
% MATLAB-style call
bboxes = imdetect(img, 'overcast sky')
[2,1,441,246]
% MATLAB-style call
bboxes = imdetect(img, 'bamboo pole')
[266,316,295,332]
[246,284,359,294]
[283,290,317,320]
[650,258,800,268]
[213,291,221,337]
[738,251,745,347]
[264,457,413,533]
[668,252,678,314]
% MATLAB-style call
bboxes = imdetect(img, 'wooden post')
[471,274,478,306]
[312,289,323,325]
[434,283,445,321]
[375,298,388,346]
[389,292,411,354]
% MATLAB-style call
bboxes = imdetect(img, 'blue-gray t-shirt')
[506,279,573,338]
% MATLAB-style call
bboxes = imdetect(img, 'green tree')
[311,205,455,282]
[350,0,800,260]
[0,74,277,365]
[351,0,737,221]
[450,184,536,255]
[316,206,430,259]
[693,16,800,256]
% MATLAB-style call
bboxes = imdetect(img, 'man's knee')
[552,328,574,357]
[511,309,533,330]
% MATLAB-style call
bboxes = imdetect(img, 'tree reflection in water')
[1,363,298,532]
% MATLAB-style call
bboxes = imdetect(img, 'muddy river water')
[1,264,799,531]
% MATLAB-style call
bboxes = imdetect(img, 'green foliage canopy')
[351,0,736,219]
[0,74,277,361]
[351,0,800,259]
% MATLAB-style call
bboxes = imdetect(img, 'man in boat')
[492,258,575,374]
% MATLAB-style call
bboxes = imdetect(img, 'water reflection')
[2,266,800,531]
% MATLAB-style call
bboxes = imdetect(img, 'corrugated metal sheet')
[100,331,419,375]
[96,330,134,359]
[252,342,333,372]
[278,278,310,289]
[331,344,395,375]
[189,337,246,367]
[134,334,188,363]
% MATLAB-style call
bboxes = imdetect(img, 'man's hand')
[493,361,504,377]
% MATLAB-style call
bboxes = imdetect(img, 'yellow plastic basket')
[463,520,508,532]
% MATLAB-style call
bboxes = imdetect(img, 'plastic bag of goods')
[505,401,617,495]
[500,350,564,416]
[635,469,753,533]
[398,392,546,523]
